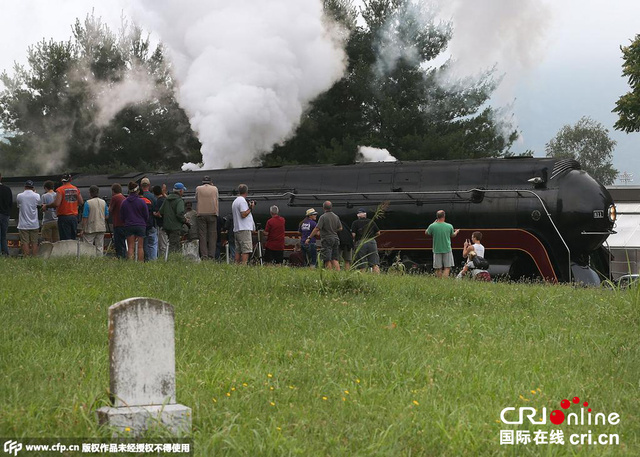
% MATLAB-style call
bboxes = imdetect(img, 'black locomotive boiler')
[3,157,616,284]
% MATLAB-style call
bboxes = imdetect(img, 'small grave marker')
[96,298,191,436]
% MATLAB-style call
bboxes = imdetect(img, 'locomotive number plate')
[593,210,604,219]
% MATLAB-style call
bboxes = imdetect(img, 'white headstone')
[96,298,191,435]
[109,298,176,407]
[39,240,100,258]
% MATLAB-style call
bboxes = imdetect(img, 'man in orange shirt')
[42,173,84,241]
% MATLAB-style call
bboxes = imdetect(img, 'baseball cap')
[357,207,367,214]
[140,177,151,186]
[305,208,318,216]
[202,176,211,183]
[61,173,71,182]
[25,180,34,188]
[174,182,187,191]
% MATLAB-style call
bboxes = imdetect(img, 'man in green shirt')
[426,210,460,278]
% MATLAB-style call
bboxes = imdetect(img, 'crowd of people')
[0,173,489,278]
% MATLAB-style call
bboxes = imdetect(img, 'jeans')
[113,226,127,259]
[0,213,9,255]
[144,226,158,260]
[302,242,317,267]
[58,215,78,241]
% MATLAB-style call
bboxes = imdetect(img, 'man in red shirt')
[42,173,84,241]
[263,205,286,264]
[108,183,126,258]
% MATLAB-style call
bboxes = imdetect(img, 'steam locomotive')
[3,157,616,284]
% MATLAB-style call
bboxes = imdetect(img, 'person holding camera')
[231,184,255,265]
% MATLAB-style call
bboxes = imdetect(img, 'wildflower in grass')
[226,392,231,397]
[531,390,536,395]
[519,395,529,402]
[125,427,131,432]
[270,386,274,391]
[231,387,236,391]
[270,402,275,406]
[276,427,282,431]
[268,373,273,378]
[413,400,419,406]
[212,398,217,403]
[342,397,346,401]
[289,385,295,390]
[344,390,349,395]
[356,379,361,384]
[242,383,248,387]
[322,396,328,401]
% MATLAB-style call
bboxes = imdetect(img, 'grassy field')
[0,257,638,456]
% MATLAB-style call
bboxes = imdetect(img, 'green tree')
[613,34,640,133]
[545,116,618,186]
[0,14,200,175]
[264,0,517,166]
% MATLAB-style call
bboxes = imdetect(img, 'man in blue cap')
[159,182,187,255]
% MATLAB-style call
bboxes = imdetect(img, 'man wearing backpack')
[462,232,491,281]
[464,231,484,257]
[459,231,490,280]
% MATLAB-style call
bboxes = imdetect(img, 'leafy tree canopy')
[614,34,640,133]
[263,0,518,166]
[0,14,201,175]
[545,116,618,186]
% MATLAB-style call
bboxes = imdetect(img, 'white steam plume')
[434,0,551,102]
[130,0,347,170]
[92,66,158,128]
[357,146,398,163]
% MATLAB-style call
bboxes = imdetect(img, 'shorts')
[433,251,454,269]
[235,230,253,254]
[320,237,340,262]
[19,229,39,245]
[355,240,379,267]
[340,246,353,263]
[125,226,146,238]
[41,221,59,242]
[264,249,284,264]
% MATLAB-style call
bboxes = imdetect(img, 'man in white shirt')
[17,180,42,256]
[458,231,487,279]
[464,231,485,259]
[231,184,255,265]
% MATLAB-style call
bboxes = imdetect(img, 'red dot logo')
[583,402,589,407]
[561,399,570,409]
[572,397,580,404]
[550,410,565,425]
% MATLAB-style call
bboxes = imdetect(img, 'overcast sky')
[0,0,638,183]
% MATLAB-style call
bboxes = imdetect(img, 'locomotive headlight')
[608,204,617,222]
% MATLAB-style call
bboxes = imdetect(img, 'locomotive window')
[369,173,392,184]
